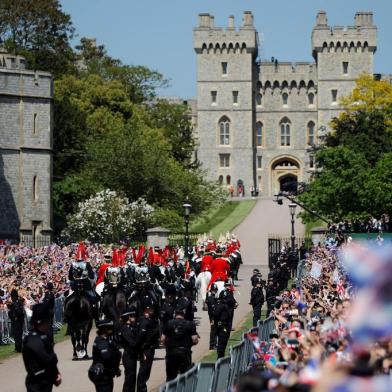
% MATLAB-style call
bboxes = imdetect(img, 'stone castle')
[0,49,53,245]
[193,11,378,196]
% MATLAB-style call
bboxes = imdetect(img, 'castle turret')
[312,11,377,131]
[193,12,259,192]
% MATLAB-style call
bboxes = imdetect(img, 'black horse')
[64,283,93,360]
[100,286,127,329]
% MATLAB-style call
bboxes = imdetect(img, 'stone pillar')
[311,227,327,245]
[146,227,171,249]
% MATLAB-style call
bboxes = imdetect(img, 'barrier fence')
[159,317,275,392]
[0,296,65,346]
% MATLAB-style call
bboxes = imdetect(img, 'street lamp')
[183,201,192,261]
[288,203,297,251]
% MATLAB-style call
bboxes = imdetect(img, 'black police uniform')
[205,291,217,349]
[22,331,60,392]
[213,295,231,358]
[163,317,197,381]
[42,288,55,344]
[91,335,121,392]
[250,285,264,327]
[137,315,160,392]
[224,289,237,332]
[119,320,140,392]
[160,296,177,328]
[8,297,25,352]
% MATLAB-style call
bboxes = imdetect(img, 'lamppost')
[183,201,192,261]
[289,203,297,251]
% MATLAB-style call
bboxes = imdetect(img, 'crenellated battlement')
[312,11,377,59]
[0,48,27,70]
[194,12,258,55]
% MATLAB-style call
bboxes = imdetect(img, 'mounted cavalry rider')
[128,264,160,318]
[65,242,99,320]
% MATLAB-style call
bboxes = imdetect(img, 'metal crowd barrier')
[159,317,275,392]
[0,296,65,346]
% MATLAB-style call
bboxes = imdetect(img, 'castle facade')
[0,49,53,245]
[193,11,377,196]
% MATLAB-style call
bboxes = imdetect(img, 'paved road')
[0,198,304,391]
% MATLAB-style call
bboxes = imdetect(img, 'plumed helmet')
[135,266,150,283]
[105,267,121,286]
[72,261,87,279]
[31,302,51,325]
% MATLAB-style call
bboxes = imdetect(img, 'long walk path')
[0,198,304,391]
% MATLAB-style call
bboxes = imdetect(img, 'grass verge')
[192,200,257,238]
[0,324,68,361]
[201,310,267,363]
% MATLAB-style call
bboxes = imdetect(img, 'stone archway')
[270,156,301,195]
[279,174,298,193]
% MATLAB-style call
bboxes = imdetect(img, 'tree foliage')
[299,75,392,222]
[0,0,75,76]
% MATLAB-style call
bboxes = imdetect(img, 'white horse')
[195,270,211,310]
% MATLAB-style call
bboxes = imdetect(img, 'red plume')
[132,247,137,263]
[148,247,154,264]
[76,241,88,260]
[112,248,119,267]
[136,245,145,264]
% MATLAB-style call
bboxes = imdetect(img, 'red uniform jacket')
[200,255,214,272]
[208,257,231,288]
[96,263,110,285]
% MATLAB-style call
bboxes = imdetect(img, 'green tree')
[0,0,75,76]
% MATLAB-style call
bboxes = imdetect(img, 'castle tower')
[0,49,53,245]
[193,12,258,194]
[312,11,377,132]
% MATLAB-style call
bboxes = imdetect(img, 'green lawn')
[0,324,68,361]
[192,200,257,238]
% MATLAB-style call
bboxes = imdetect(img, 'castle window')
[256,93,262,106]
[219,117,230,145]
[33,113,38,135]
[232,90,239,104]
[226,175,231,185]
[218,175,223,185]
[331,89,338,103]
[309,155,315,169]
[211,91,217,105]
[280,118,291,146]
[307,121,316,145]
[343,62,349,75]
[282,93,288,106]
[33,176,38,201]
[257,156,262,169]
[308,93,315,105]
[219,154,230,168]
[221,62,228,76]
[255,122,263,147]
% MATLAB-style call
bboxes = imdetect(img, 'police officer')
[224,280,237,332]
[119,310,140,392]
[41,282,55,344]
[160,285,177,328]
[90,319,121,392]
[205,284,218,349]
[137,306,160,392]
[22,303,61,392]
[161,308,199,381]
[214,290,231,358]
[250,281,264,326]
[7,288,25,352]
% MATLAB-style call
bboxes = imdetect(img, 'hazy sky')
[60,0,392,98]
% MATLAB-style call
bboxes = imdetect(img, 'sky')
[60,0,392,98]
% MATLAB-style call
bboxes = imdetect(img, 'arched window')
[256,93,262,106]
[307,121,316,145]
[282,93,288,106]
[280,118,291,146]
[308,93,315,105]
[219,117,230,145]
[218,175,223,185]
[226,175,231,185]
[33,176,38,201]
[255,122,263,147]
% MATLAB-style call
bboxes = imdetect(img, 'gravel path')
[0,198,304,391]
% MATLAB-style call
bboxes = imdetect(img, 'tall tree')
[0,0,75,76]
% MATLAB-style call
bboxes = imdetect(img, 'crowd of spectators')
[234,237,392,391]
[327,215,391,235]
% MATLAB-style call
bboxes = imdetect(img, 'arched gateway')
[270,157,301,195]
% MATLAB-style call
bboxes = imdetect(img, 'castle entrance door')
[270,157,300,195]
